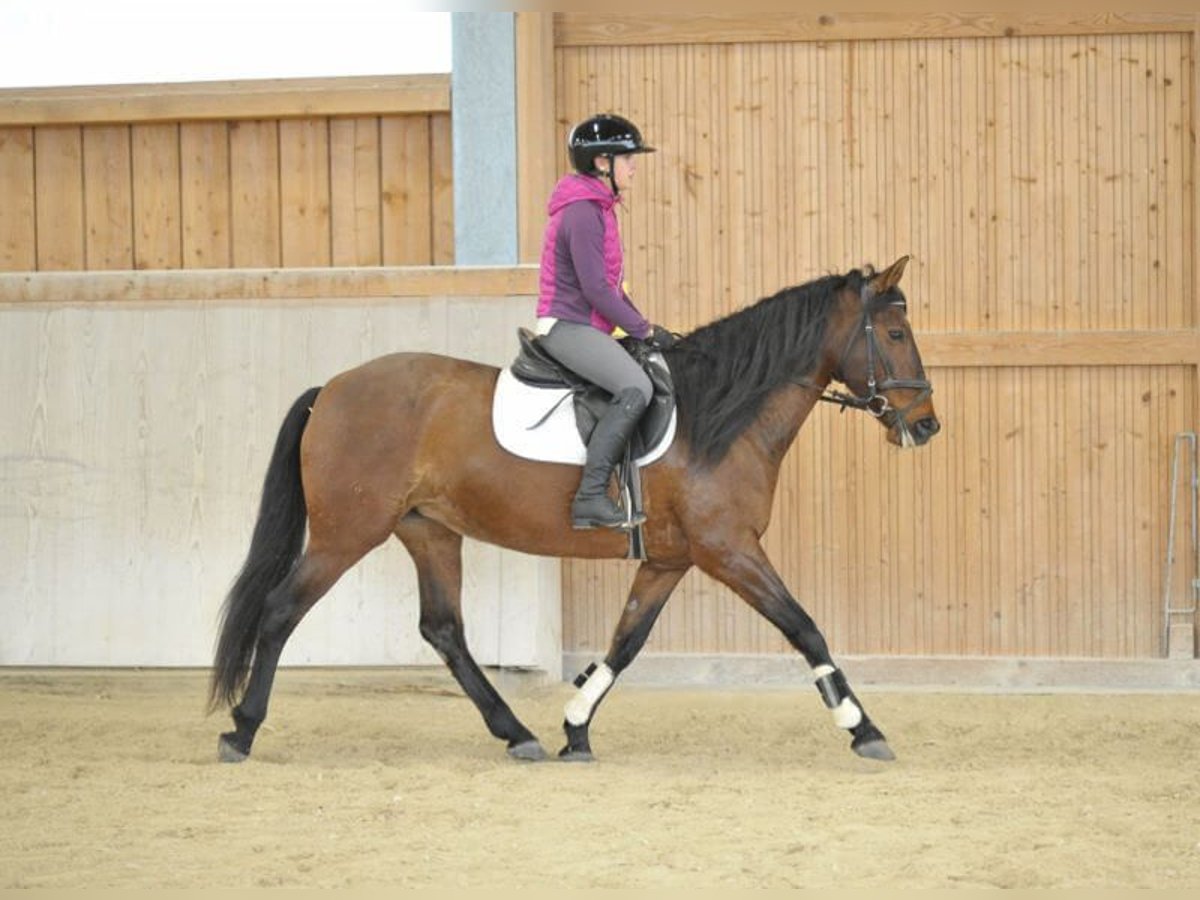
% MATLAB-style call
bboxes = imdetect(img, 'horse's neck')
[747,299,854,462]
[744,379,825,467]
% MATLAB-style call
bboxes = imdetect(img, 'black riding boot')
[571,387,648,530]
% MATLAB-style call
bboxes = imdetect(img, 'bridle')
[799,293,933,423]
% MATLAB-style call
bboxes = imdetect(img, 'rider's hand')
[647,324,679,351]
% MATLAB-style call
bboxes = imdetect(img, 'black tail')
[208,387,321,711]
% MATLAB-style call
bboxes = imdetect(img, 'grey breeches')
[540,321,653,405]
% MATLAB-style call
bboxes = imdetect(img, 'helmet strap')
[600,153,619,197]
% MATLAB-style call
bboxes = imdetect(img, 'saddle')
[509,328,676,457]
[505,328,677,560]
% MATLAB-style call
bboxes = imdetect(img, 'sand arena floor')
[2,667,1199,888]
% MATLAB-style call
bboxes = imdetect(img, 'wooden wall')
[0,75,454,271]
[516,14,1200,661]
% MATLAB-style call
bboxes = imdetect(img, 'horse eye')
[888,329,905,341]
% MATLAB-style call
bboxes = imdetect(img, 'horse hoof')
[852,739,896,762]
[217,734,249,763]
[507,740,548,762]
[557,748,595,763]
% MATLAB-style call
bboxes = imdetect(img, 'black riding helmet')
[567,113,655,195]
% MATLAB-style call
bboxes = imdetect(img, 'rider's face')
[598,153,638,193]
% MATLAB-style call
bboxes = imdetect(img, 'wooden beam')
[1193,24,1200,415]
[0,75,451,127]
[557,12,1200,47]
[1184,22,1200,661]
[921,330,1200,368]
[0,267,1194,370]
[515,12,559,264]
[0,266,540,304]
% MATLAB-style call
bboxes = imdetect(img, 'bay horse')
[209,255,938,764]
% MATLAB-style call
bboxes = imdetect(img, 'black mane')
[664,268,870,466]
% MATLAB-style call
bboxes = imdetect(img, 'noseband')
[804,295,933,421]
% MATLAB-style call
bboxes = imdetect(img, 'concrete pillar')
[450,13,561,680]
[451,12,518,265]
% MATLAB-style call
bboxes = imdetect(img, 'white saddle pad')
[491,367,676,466]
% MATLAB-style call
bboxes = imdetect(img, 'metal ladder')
[1161,432,1199,657]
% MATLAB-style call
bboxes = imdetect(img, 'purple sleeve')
[563,204,652,338]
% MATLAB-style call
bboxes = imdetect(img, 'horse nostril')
[915,417,940,438]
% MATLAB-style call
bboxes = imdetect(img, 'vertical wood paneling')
[516,11,559,263]
[180,122,231,268]
[430,112,455,265]
[82,125,133,269]
[1164,30,1192,329]
[33,127,84,270]
[280,118,331,267]
[131,124,181,269]
[558,31,1196,661]
[381,115,433,265]
[330,116,382,267]
[229,120,281,267]
[3,108,451,272]
[0,127,35,270]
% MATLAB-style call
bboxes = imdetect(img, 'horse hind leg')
[218,547,360,762]
[396,513,547,762]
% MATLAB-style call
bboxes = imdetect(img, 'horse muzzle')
[890,413,940,448]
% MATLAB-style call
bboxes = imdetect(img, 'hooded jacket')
[536,173,652,339]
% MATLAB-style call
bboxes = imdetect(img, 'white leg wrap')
[831,697,863,729]
[564,663,614,726]
[813,664,863,729]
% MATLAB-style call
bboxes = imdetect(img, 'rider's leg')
[540,322,653,529]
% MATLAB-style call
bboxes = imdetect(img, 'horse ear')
[868,255,910,295]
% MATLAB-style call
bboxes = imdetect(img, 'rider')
[536,113,677,531]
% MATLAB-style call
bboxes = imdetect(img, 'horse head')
[826,256,940,447]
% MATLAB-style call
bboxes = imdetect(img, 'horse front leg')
[695,535,894,761]
[560,562,690,761]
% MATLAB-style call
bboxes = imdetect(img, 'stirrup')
[572,513,645,531]
[571,497,643,531]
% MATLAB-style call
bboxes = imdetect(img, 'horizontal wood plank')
[1,265,1193,366]
[556,12,1200,47]
[0,75,451,126]
[0,266,540,303]
[920,330,1200,367]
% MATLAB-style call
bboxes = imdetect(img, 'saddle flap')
[492,366,677,470]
